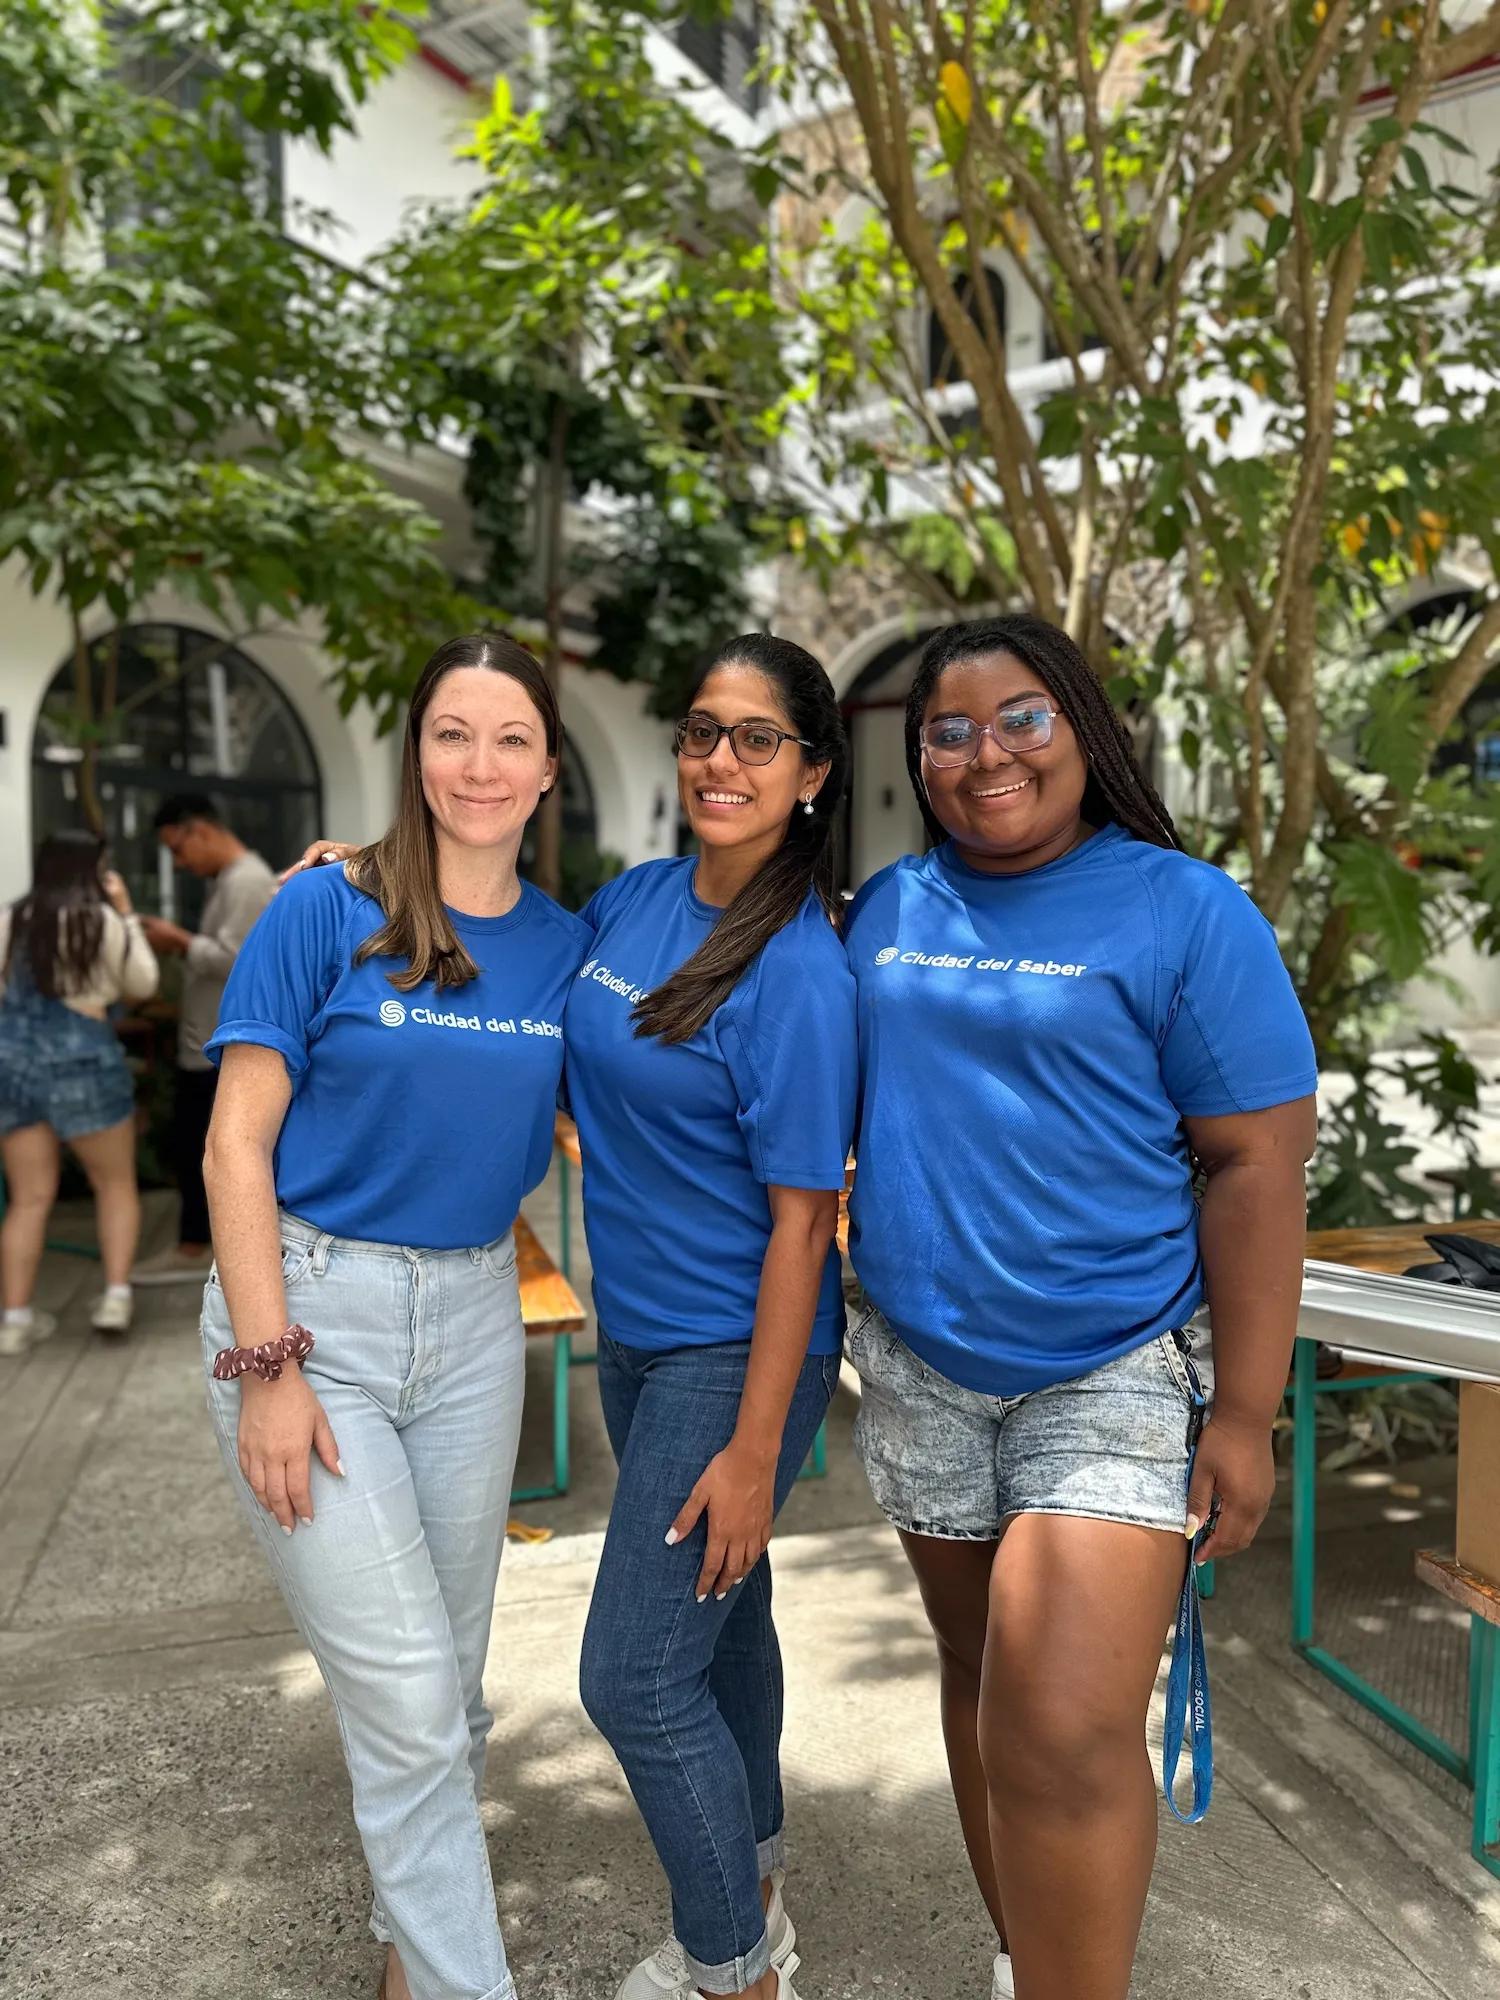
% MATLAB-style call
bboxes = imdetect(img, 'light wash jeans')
[202,1211,526,2000]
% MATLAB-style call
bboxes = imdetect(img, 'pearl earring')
[802,796,815,816]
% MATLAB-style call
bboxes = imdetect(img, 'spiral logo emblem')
[579,959,597,980]
[379,1000,407,1027]
[874,947,899,967]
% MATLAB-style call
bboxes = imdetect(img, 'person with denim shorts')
[200,634,588,2000]
[844,616,1319,2000]
[0,830,159,1349]
[566,636,857,2000]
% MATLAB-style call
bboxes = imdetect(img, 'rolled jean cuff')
[686,1929,772,1996]
[756,1828,786,1877]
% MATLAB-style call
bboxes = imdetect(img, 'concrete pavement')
[2,1185,1498,1998]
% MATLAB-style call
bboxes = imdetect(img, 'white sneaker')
[992,1948,1016,1999]
[90,1290,133,1335]
[614,1874,797,2000]
[0,1309,58,1356]
[129,1244,213,1286]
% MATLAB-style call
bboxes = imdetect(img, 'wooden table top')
[1306,1216,1500,1277]
[514,1214,585,1335]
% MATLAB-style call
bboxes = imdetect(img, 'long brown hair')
[633,633,848,1045]
[351,633,562,992]
[6,832,110,998]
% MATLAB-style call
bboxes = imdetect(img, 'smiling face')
[677,663,829,870]
[920,652,1090,873]
[418,666,557,856]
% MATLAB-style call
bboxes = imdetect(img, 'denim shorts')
[848,1307,1205,1540]
[0,998,134,1142]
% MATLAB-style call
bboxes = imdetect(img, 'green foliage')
[0,0,464,761]
[371,0,794,716]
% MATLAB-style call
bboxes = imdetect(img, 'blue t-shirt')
[564,857,857,1352]
[205,865,590,1249]
[846,826,1318,1395]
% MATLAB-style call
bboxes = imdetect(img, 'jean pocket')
[208,1236,316,1295]
[845,1304,880,1365]
[1155,1328,1197,1405]
[479,1237,519,1283]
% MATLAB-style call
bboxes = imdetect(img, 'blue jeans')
[202,1213,526,2000]
[580,1332,838,1995]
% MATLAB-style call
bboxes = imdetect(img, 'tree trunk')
[533,387,570,901]
[69,612,105,838]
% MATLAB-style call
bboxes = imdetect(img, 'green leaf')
[1264,213,1290,262]
[1359,675,1425,796]
[1332,841,1429,982]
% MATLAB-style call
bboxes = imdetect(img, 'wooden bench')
[1415,1551,1500,1880]
[513,1212,586,1502]
[549,1118,831,1483]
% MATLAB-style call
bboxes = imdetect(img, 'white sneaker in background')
[90,1289,133,1335]
[992,1947,1016,1998]
[0,1308,58,1356]
[613,1873,797,2000]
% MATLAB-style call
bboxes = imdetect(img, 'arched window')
[31,624,322,917]
[928,267,1009,391]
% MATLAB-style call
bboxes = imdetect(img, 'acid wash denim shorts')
[848,1306,1209,1540]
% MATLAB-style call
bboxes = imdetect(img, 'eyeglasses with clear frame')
[919,702,1061,768]
[674,714,814,766]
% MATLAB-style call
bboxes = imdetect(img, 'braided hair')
[903,614,1182,853]
[633,633,849,1045]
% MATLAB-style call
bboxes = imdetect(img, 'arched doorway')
[31,624,323,922]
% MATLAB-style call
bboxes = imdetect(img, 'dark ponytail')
[903,613,1182,852]
[633,633,848,1045]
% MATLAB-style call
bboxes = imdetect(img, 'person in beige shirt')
[0,831,159,1349]
[135,795,276,1284]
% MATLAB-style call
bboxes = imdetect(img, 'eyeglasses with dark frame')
[919,702,1061,769]
[674,714,814,766]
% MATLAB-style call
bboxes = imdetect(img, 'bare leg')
[980,1514,1185,2000]
[897,1530,1007,1943]
[1,1123,61,1310]
[70,1117,141,1288]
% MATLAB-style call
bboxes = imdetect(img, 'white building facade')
[2,9,1497,1037]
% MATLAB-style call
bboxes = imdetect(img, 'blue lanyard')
[1161,1366,1213,1825]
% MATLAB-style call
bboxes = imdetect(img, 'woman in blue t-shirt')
[201,633,589,2000]
[844,614,1318,2000]
[569,634,856,2000]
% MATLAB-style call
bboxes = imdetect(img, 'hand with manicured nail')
[237,1371,344,1534]
[1184,1409,1274,1564]
[665,1436,776,1603]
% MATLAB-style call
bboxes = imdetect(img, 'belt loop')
[312,1232,333,1277]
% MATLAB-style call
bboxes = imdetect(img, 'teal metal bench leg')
[1291,1335,1472,1778]
[1292,1334,1316,1646]
[797,1418,827,1481]
[556,1149,596,1371]
[512,1332,572,1504]
[1473,1616,1500,1879]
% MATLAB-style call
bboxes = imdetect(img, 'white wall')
[560,665,678,869]
[284,56,482,268]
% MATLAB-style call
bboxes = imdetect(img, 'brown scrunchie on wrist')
[212,1324,315,1383]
